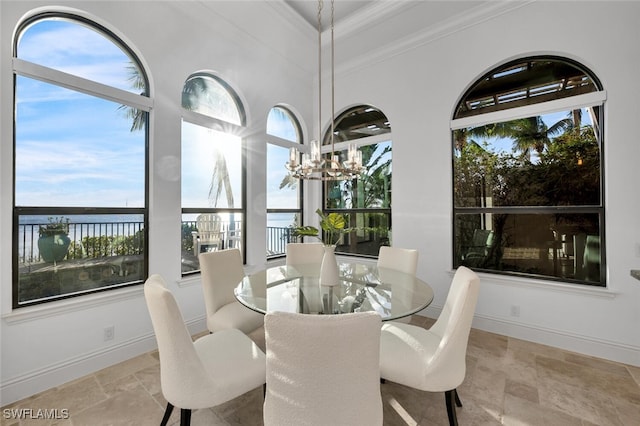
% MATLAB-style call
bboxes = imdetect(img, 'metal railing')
[18,221,144,266]
[18,220,296,266]
[267,226,294,257]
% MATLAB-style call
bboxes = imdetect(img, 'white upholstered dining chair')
[379,266,480,426]
[144,274,266,426]
[263,311,383,426]
[199,248,263,334]
[377,246,419,323]
[377,246,418,275]
[285,242,325,266]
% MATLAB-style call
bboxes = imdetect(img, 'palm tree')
[118,63,146,132]
[208,147,234,207]
[182,76,237,209]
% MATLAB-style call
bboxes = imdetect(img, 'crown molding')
[332,1,418,41]
[267,0,317,41]
[271,1,423,44]
[336,0,536,76]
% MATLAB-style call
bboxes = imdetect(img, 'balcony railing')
[16,218,299,306]
[18,221,145,267]
[19,221,297,266]
[267,226,294,257]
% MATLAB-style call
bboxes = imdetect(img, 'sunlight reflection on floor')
[387,396,418,426]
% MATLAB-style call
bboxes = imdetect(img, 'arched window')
[323,105,392,257]
[181,72,246,273]
[13,13,150,307]
[451,56,606,285]
[266,106,303,258]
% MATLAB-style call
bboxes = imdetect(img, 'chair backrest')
[426,266,480,388]
[263,311,383,426]
[583,235,600,281]
[286,242,325,267]
[471,229,494,248]
[199,248,245,315]
[377,246,418,275]
[144,274,218,408]
[196,213,222,242]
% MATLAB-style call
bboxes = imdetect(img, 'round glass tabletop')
[235,261,434,321]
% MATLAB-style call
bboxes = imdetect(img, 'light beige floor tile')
[505,393,584,426]
[185,407,224,425]
[467,329,509,361]
[564,351,634,377]
[133,363,162,396]
[501,347,539,387]
[466,360,507,406]
[94,353,158,387]
[381,381,443,425]
[3,324,639,426]
[504,378,539,404]
[28,376,109,421]
[537,355,640,406]
[537,375,618,425]
[69,384,165,426]
[627,364,640,386]
[100,374,143,397]
[612,396,640,426]
[454,397,503,426]
[210,387,263,425]
[508,337,567,361]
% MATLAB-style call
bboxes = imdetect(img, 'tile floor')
[3,316,639,425]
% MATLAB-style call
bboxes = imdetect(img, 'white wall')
[329,0,640,366]
[1,0,639,406]
[0,0,315,405]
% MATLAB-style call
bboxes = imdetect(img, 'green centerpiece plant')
[291,209,356,287]
[292,209,353,247]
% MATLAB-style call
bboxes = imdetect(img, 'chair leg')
[263,383,267,399]
[454,388,463,407]
[445,389,459,426]
[160,402,174,426]
[180,408,192,426]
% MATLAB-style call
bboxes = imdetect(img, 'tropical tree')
[118,63,146,132]
[182,76,237,208]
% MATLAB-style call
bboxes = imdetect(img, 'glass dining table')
[234,260,434,321]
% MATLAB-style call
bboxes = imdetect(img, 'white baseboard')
[419,307,640,367]
[0,317,207,406]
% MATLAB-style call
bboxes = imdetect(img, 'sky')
[15,19,145,208]
[15,18,298,213]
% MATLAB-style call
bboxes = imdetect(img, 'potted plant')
[38,216,71,263]
[292,209,355,287]
[292,209,353,247]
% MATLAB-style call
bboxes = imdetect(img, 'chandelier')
[285,0,366,181]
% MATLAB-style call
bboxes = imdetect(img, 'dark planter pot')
[38,234,71,263]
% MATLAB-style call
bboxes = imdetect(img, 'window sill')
[448,269,617,299]
[2,285,144,325]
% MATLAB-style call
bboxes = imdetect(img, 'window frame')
[266,105,304,260]
[322,105,392,258]
[180,72,247,275]
[12,13,151,308]
[451,56,606,286]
